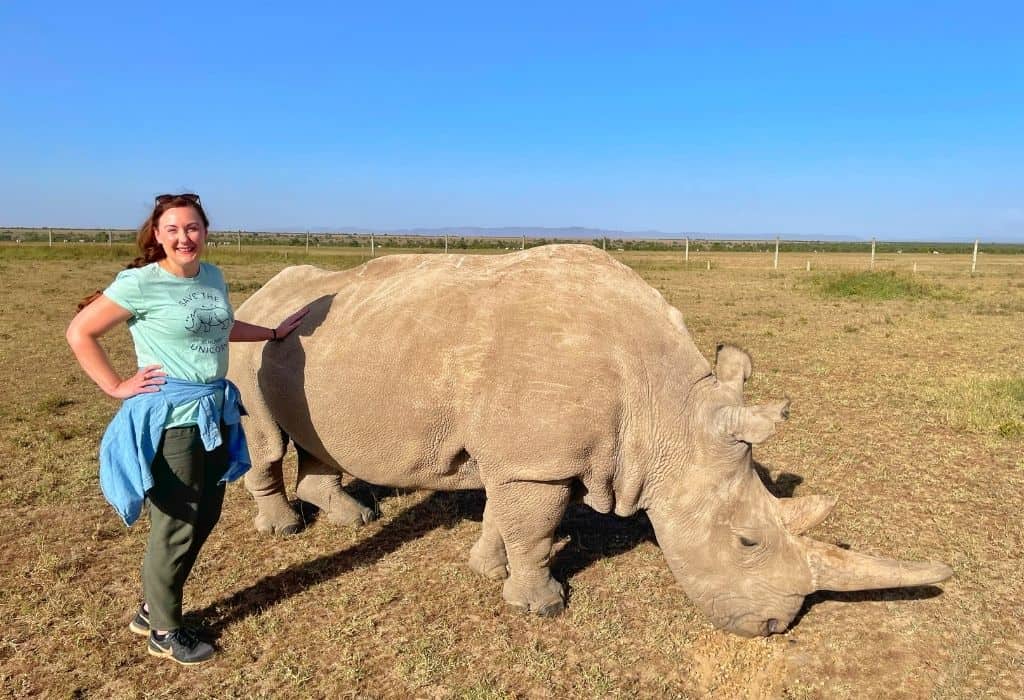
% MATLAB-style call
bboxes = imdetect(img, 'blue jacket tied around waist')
[99,377,252,526]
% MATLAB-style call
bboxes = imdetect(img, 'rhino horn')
[802,537,953,592]
[778,495,837,534]
[716,399,790,445]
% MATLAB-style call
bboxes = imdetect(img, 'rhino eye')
[738,536,759,548]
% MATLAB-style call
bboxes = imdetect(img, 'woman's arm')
[229,306,310,343]
[66,295,166,398]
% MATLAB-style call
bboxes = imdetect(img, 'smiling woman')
[64,193,310,666]
[152,202,207,277]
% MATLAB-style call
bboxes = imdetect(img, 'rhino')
[186,305,232,333]
[228,244,952,637]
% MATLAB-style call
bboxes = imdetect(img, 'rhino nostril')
[766,618,779,635]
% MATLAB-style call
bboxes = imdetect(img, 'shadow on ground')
[194,467,939,636]
[193,485,657,635]
[792,586,946,631]
[753,461,803,497]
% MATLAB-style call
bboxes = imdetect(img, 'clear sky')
[2,1,1021,241]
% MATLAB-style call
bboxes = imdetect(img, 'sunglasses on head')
[155,193,201,205]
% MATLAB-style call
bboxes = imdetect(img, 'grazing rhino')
[228,244,952,637]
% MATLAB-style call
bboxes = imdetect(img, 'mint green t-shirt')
[103,262,234,428]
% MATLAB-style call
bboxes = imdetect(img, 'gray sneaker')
[148,628,215,665]
[131,604,206,640]
[128,604,150,637]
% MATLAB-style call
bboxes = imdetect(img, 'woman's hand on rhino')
[109,364,166,399]
[275,306,310,340]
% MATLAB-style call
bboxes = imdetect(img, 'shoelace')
[168,627,201,648]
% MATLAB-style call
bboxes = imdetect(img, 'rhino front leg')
[294,445,376,527]
[468,498,509,580]
[488,480,571,616]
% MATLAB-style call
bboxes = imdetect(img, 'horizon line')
[1,223,1015,245]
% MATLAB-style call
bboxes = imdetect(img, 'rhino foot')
[535,600,564,618]
[502,576,565,616]
[323,502,377,528]
[468,545,509,580]
[295,477,376,529]
[251,492,304,536]
[254,509,303,536]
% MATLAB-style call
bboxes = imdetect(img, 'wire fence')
[2,227,1020,275]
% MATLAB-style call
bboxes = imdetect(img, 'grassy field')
[0,245,1021,698]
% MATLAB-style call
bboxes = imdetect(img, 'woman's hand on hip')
[109,364,166,399]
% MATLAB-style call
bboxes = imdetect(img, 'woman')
[66,193,308,665]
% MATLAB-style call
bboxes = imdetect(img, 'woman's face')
[154,206,207,275]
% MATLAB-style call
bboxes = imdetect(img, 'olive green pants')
[142,425,227,632]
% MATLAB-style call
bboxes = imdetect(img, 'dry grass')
[1,247,1022,698]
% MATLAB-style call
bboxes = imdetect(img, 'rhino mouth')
[728,617,786,638]
[708,608,792,637]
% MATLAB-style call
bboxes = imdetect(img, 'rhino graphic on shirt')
[186,305,231,334]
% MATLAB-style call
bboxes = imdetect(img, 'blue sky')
[2,1,1021,241]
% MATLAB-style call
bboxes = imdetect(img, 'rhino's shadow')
[191,468,936,636]
[552,508,656,591]
[753,460,802,497]
[791,586,946,631]
[192,488,479,636]
[192,485,660,636]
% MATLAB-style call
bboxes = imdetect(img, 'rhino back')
[231,245,710,495]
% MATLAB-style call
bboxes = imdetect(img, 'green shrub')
[930,377,1024,439]
[809,270,947,300]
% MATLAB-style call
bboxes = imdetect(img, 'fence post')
[773,236,780,270]
[913,262,918,274]
[371,232,376,258]
[706,260,711,270]
[444,233,448,253]
[521,235,525,250]
[237,230,241,252]
[305,230,309,254]
[685,237,689,262]
[870,238,876,269]
[971,239,979,273]
[806,260,810,272]
[107,230,112,247]
[602,237,606,251]
[48,227,52,247]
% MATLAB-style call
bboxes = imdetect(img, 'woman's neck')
[158,258,200,278]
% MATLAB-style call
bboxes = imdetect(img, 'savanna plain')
[0,243,1021,699]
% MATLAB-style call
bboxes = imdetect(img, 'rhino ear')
[715,344,752,394]
[716,399,790,445]
[778,495,837,534]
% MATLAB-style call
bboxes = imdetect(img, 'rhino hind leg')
[240,371,305,536]
[468,498,509,580]
[487,480,571,617]
[294,445,376,527]
[245,429,303,536]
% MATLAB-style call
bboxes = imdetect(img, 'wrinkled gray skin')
[228,245,952,637]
